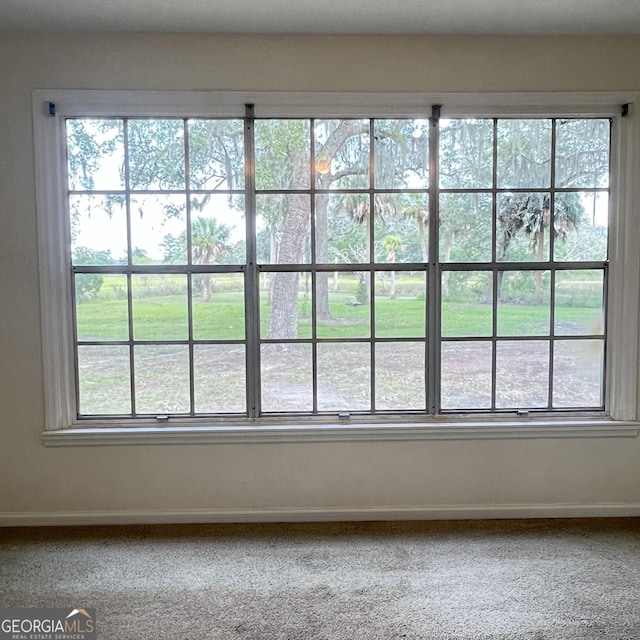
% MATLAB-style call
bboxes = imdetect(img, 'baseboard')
[1,503,639,526]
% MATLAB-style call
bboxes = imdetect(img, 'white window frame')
[33,90,640,446]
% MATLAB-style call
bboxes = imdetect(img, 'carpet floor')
[1,518,639,639]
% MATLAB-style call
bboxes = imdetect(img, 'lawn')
[76,288,602,341]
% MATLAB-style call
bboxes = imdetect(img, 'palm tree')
[383,234,405,299]
[191,217,231,301]
[498,192,584,301]
[400,194,429,263]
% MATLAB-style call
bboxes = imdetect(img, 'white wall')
[2,33,640,523]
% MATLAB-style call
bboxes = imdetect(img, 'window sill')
[41,418,640,447]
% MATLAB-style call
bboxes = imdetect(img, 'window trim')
[33,90,640,443]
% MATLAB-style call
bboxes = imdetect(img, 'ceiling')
[1,0,639,34]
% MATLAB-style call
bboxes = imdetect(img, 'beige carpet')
[1,519,639,639]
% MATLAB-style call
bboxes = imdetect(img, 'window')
[34,91,640,440]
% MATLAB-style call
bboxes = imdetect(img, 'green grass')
[76,287,603,342]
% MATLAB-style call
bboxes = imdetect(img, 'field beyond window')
[67,115,609,418]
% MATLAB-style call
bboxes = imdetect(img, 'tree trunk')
[268,121,367,338]
[418,218,428,263]
[315,193,331,320]
[496,270,504,303]
[314,122,367,318]
[267,227,278,305]
[363,272,372,305]
[535,224,545,302]
[268,153,309,339]
[202,274,212,302]
[269,272,301,339]
[441,233,452,296]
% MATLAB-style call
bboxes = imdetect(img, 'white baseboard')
[1,503,639,527]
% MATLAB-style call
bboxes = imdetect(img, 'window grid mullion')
[369,119,376,412]
[123,119,137,417]
[244,104,260,418]
[428,105,441,415]
[310,119,318,414]
[490,118,499,411]
[184,119,197,416]
[548,118,558,410]
[602,262,610,409]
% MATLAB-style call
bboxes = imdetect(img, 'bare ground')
[78,339,602,415]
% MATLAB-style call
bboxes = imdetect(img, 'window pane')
[77,345,131,415]
[132,275,188,340]
[191,194,246,265]
[439,193,492,263]
[135,345,190,414]
[441,271,493,337]
[70,195,127,266]
[439,119,493,189]
[317,343,371,411]
[375,271,425,338]
[128,119,185,190]
[441,342,492,410]
[260,271,312,340]
[315,119,369,189]
[375,342,425,410]
[257,194,311,264]
[555,119,610,188]
[316,271,371,339]
[66,118,125,191]
[497,271,550,337]
[193,273,245,340]
[374,194,429,264]
[553,340,604,408]
[374,119,429,189]
[261,344,312,412]
[497,193,550,262]
[318,193,369,264]
[554,193,608,262]
[130,194,187,265]
[76,274,128,341]
[497,119,551,189]
[255,120,310,190]
[496,340,549,408]
[188,119,244,190]
[555,270,604,336]
[194,345,246,413]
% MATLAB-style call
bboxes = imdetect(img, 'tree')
[312,120,428,319]
[265,151,311,338]
[266,119,370,338]
[439,118,609,302]
[160,216,233,300]
[66,119,124,192]
[191,217,232,301]
[438,193,492,295]
[131,246,152,264]
[398,194,429,263]
[73,247,113,300]
[314,121,370,321]
[161,232,187,265]
[382,234,405,298]
[497,192,585,301]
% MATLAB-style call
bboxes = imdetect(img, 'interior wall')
[2,33,640,521]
